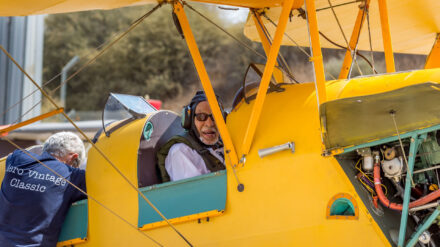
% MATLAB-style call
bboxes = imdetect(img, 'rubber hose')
[373,162,440,210]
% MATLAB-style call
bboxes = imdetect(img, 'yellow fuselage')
[3,68,440,246]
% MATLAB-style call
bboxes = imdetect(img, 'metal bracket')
[258,141,295,158]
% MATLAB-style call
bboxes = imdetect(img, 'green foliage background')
[43,3,426,113]
[43,4,265,111]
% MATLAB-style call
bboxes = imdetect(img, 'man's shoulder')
[8,150,55,167]
[165,133,193,146]
[158,133,192,155]
[168,143,194,155]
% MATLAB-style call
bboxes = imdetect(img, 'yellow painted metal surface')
[57,237,86,246]
[252,12,272,56]
[241,0,294,156]
[252,12,282,71]
[0,0,285,16]
[339,0,370,79]
[244,0,440,55]
[5,70,439,246]
[425,34,440,69]
[173,1,239,167]
[2,70,427,245]
[378,0,395,72]
[139,210,224,231]
[2,1,437,244]
[0,108,63,135]
[305,0,326,105]
[82,117,165,246]
[73,69,433,245]
[0,156,5,185]
[325,68,440,101]
[326,193,359,220]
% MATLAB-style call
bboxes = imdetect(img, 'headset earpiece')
[182,91,226,130]
[181,105,192,130]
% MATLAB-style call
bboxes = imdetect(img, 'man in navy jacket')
[0,132,86,247]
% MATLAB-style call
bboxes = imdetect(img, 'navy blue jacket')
[0,150,86,247]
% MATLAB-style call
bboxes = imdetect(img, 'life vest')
[157,131,224,182]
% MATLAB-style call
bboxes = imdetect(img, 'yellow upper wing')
[0,0,283,16]
[244,0,440,55]
[2,0,439,55]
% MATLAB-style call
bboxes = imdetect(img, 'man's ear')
[68,153,79,168]
[71,153,79,161]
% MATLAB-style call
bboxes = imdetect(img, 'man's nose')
[205,115,215,126]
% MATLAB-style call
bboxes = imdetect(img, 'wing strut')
[378,0,395,73]
[0,108,63,135]
[425,33,440,69]
[338,0,370,79]
[241,0,295,157]
[1,5,196,246]
[251,9,298,84]
[305,0,326,105]
[173,1,239,169]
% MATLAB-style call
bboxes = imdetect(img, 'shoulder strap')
[179,132,225,173]
[156,134,190,182]
[156,132,224,182]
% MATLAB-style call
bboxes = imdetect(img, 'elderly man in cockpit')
[157,91,225,182]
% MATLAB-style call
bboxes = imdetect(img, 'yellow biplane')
[1,0,440,246]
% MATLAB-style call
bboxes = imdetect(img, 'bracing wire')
[326,70,337,80]
[2,137,163,246]
[1,3,163,125]
[326,0,349,47]
[326,0,363,76]
[185,2,299,84]
[183,2,266,60]
[390,111,415,187]
[318,31,377,73]
[366,7,376,74]
[0,8,194,246]
[347,1,368,79]
[260,12,311,58]
[294,5,378,75]
[316,0,361,12]
[251,10,299,83]
[253,10,299,83]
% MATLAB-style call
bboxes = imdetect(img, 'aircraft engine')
[344,130,440,245]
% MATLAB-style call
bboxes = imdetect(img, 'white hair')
[43,132,85,167]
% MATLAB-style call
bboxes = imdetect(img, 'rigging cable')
[261,12,311,57]
[366,6,376,74]
[318,31,377,73]
[316,0,361,12]
[0,30,194,247]
[183,2,266,60]
[2,137,163,246]
[184,2,299,83]
[327,0,362,76]
[296,7,377,74]
[252,10,299,83]
[252,11,297,83]
[390,111,415,187]
[347,2,367,79]
[263,11,344,80]
[0,3,163,125]
[262,8,375,79]
[326,0,349,47]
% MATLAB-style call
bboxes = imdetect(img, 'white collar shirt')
[165,143,224,181]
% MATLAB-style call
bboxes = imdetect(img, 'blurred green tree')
[43,4,265,111]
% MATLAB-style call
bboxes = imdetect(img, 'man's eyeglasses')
[194,113,215,121]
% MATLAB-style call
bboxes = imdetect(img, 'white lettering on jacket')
[9,178,46,193]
